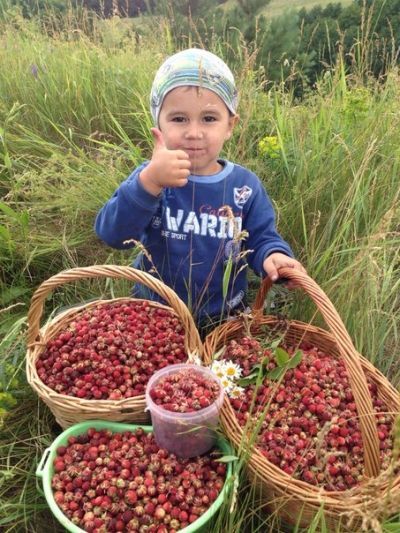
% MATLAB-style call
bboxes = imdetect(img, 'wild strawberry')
[53,459,65,473]
[125,490,137,505]
[154,506,166,520]
[149,368,221,413]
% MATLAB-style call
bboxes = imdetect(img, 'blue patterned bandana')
[150,48,238,126]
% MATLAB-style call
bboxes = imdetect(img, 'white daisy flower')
[210,360,225,379]
[211,360,223,372]
[229,385,245,399]
[222,361,243,380]
[219,376,234,392]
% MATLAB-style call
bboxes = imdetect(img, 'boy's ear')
[225,114,240,140]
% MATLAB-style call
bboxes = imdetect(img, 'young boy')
[95,48,305,330]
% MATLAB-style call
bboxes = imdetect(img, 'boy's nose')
[184,124,204,139]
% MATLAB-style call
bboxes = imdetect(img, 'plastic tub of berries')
[203,268,400,531]
[36,420,233,533]
[146,364,224,458]
[26,266,203,429]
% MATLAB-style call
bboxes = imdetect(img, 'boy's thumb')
[269,270,278,282]
[151,127,166,149]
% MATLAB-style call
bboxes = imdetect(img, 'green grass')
[0,3,399,532]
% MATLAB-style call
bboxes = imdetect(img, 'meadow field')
[0,3,400,532]
[224,0,353,18]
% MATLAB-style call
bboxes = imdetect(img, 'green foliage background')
[5,0,400,89]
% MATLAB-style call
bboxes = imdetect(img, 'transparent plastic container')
[145,363,224,458]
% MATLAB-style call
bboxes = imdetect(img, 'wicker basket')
[203,267,400,531]
[26,265,202,429]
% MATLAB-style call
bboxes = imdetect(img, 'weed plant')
[0,3,399,532]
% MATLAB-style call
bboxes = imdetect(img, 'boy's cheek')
[162,133,179,150]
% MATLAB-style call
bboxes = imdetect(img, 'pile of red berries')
[224,336,393,491]
[51,427,226,532]
[149,368,221,413]
[36,301,187,400]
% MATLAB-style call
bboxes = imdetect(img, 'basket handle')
[253,268,380,478]
[27,265,202,357]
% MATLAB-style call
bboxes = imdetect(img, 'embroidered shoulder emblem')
[233,185,252,208]
[151,216,162,228]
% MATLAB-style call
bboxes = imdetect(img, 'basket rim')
[26,265,202,354]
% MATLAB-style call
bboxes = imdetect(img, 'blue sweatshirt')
[95,160,293,323]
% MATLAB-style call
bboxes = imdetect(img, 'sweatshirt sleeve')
[244,178,293,276]
[95,163,161,249]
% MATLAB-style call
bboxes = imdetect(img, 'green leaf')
[288,350,303,369]
[236,365,261,385]
[275,347,289,366]
[236,356,271,387]
[236,373,258,386]
[269,338,281,351]
[214,455,239,463]
[267,366,286,380]
[267,350,303,380]
[0,202,18,219]
[222,254,233,299]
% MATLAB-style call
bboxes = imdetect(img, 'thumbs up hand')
[139,128,191,196]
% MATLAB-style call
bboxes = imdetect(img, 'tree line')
[5,0,400,89]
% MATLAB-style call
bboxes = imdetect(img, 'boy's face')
[158,86,238,175]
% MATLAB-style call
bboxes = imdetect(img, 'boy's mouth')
[184,147,205,154]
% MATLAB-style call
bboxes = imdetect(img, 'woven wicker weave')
[26,265,202,429]
[203,267,400,530]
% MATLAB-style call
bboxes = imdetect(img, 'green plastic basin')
[36,420,233,532]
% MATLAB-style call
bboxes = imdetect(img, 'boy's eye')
[171,116,186,122]
[204,115,217,122]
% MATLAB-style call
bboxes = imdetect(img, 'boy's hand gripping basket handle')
[253,268,380,478]
[27,265,202,359]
